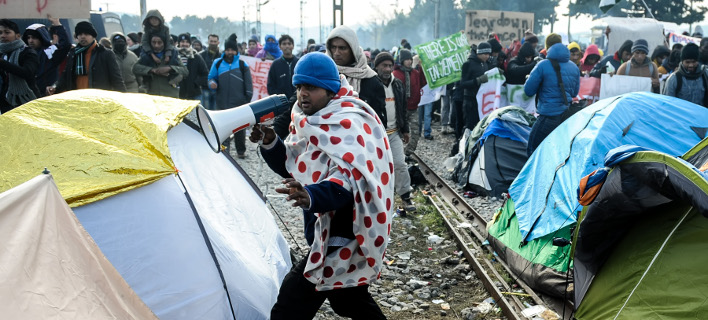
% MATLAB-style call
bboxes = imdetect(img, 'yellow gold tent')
[0,89,198,207]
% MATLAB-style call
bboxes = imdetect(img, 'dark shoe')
[237,153,246,159]
[424,136,434,140]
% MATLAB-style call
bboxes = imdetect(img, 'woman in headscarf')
[256,34,283,61]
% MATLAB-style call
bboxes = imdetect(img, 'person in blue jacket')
[524,42,580,156]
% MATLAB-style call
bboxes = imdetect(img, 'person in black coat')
[177,33,208,100]
[22,17,70,98]
[460,42,493,130]
[0,19,41,113]
[505,42,538,85]
[50,21,126,94]
[269,35,299,139]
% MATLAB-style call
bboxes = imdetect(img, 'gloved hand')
[476,74,489,84]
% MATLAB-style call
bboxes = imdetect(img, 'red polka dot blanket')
[284,76,394,291]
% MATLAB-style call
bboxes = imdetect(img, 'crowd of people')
[3,10,708,318]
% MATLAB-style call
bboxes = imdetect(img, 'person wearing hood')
[0,19,40,113]
[140,9,172,56]
[50,21,126,95]
[651,45,670,69]
[326,25,386,128]
[247,35,262,57]
[459,42,493,131]
[617,39,660,92]
[487,38,506,70]
[524,42,580,156]
[579,44,601,75]
[133,32,187,98]
[110,33,140,93]
[659,49,681,76]
[207,33,253,158]
[191,39,203,53]
[22,16,70,98]
[256,34,283,61]
[505,42,538,85]
[177,33,208,100]
[392,49,427,153]
[567,42,582,67]
[663,43,708,107]
[590,39,633,77]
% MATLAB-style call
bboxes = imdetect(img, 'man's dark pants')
[270,249,386,320]
[527,114,563,157]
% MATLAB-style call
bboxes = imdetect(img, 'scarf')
[398,65,412,98]
[677,63,704,80]
[73,41,96,76]
[284,75,394,291]
[0,40,36,107]
[264,41,283,59]
[247,43,262,57]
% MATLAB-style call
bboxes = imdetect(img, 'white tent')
[0,174,158,319]
[0,90,292,319]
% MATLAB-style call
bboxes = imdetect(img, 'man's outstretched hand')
[275,178,311,209]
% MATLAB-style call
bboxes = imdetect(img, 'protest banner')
[668,32,701,48]
[465,10,534,46]
[414,33,470,89]
[599,74,651,99]
[476,68,506,119]
[0,0,90,19]
[505,84,535,114]
[575,77,601,105]
[240,56,273,102]
[418,85,445,106]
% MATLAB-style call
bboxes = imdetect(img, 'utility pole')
[319,0,323,43]
[300,0,306,52]
[433,0,440,39]
[243,4,247,39]
[140,0,146,20]
[333,0,343,28]
[257,0,270,39]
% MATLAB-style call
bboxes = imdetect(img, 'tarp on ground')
[512,92,708,243]
[573,147,708,319]
[0,174,157,319]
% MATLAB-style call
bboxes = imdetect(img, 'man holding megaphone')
[250,52,391,319]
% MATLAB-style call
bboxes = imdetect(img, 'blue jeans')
[201,89,216,110]
[527,114,564,157]
[418,103,433,138]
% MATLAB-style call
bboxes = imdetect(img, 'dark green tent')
[573,139,708,319]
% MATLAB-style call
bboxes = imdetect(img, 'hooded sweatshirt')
[580,44,601,74]
[524,43,580,116]
[141,10,172,54]
[651,45,670,67]
[590,40,633,78]
[255,34,283,60]
[326,25,386,121]
[22,23,70,97]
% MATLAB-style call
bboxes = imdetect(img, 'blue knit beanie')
[292,52,341,94]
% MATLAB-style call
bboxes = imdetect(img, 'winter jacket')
[178,47,208,99]
[267,55,298,99]
[651,45,670,68]
[23,24,70,97]
[524,43,580,116]
[200,49,220,87]
[358,76,387,122]
[580,44,601,74]
[208,53,253,110]
[113,49,140,93]
[56,43,126,93]
[141,10,172,54]
[0,47,41,112]
[133,48,187,98]
[460,51,491,98]
[393,65,426,110]
[663,63,708,107]
[616,58,659,79]
[590,40,633,78]
[382,76,410,134]
[505,47,537,85]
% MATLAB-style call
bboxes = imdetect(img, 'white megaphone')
[197,94,290,153]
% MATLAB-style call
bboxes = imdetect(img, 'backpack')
[214,58,248,95]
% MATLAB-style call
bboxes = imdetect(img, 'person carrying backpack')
[663,43,708,107]
[207,33,253,158]
[616,39,660,92]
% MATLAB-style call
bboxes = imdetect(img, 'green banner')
[414,33,470,89]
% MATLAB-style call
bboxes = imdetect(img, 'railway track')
[410,153,573,320]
